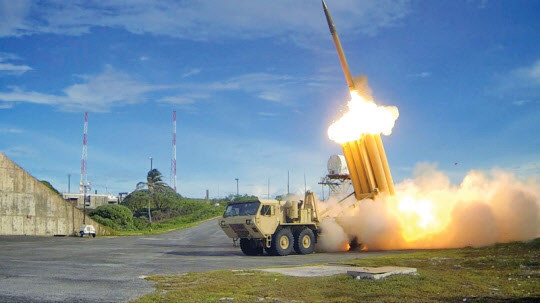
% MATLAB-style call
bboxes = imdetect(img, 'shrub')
[133,217,149,229]
[89,204,134,230]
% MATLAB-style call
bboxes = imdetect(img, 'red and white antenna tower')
[171,111,177,192]
[80,112,88,193]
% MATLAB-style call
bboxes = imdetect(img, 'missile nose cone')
[322,0,335,34]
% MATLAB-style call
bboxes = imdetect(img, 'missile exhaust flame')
[328,91,399,144]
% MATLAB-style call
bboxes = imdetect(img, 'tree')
[135,169,168,224]
[226,194,259,202]
[153,189,177,211]
[121,190,151,215]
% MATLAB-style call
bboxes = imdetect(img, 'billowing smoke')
[316,163,540,251]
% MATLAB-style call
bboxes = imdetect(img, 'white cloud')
[508,161,540,177]
[407,71,431,78]
[496,59,540,100]
[0,65,327,111]
[158,95,201,105]
[170,72,315,106]
[257,112,279,117]
[139,56,149,61]
[0,52,32,75]
[0,145,37,158]
[511,59,540,86]
[258,91,283,102]
[512,100,531,106]
[0,1,411,41]
[0,65,171,112]
[468,0,489,9]
[0,0,31,37]
[182,68,201,78]
[0,127,23,133]
[205,73,296,100]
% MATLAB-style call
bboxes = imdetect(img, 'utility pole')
[235,178,239,197]
[304,173,307,194]
[149,157,153,170]
[171,110,177,193]
[287,170,290,194]
[67,174,71,193]
[80,112,89,226]
[267,178,270,199]
[83,183,90,225]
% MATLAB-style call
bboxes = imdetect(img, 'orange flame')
[396,196,447,242]
[328,90,399,144]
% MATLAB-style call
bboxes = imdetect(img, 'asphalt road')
[0,219,394,302]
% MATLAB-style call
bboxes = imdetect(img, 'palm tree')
[136,169,167,224]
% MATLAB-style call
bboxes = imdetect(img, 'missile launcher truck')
[219,192,321,256]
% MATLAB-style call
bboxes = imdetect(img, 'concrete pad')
[259,265,417,280]
[259,265,356,277]
[347,266,418,280]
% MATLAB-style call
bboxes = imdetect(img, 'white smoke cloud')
[316,163,539,251]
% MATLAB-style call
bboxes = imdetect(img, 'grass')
[112,206,225,236]
[134,239,539,303]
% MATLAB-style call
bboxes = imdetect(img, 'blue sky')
[0,0,538,198]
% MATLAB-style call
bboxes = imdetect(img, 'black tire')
[92,233,96,238]
[270,228,294,256]
[294,228,315,255]
[240,238,263,256]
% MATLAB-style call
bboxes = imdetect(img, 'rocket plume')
[328,91,399,144]
[322,88,538,251]
[317,163,540,251]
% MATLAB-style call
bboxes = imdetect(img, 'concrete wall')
[0,152,111,236]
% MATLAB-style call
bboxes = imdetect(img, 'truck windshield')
[223,202,260,217]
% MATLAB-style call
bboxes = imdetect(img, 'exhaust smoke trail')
[317,163,540,251]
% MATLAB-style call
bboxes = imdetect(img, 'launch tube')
[375,134,395,195]
[364,134,389,193]
[342,142,364,199]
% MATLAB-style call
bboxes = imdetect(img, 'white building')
[62,193,118,210]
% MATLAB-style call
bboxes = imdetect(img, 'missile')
[322,0,355,92]
[322,1,396,197]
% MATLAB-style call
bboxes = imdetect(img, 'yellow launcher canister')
[341,134,395,200]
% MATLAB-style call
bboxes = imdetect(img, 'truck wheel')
[294,228,315,255]
[270,228,294,256]
[240,238,263,256]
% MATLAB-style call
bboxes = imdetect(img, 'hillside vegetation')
[89,169,227,235]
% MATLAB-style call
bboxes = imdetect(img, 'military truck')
[219,192,321,256]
